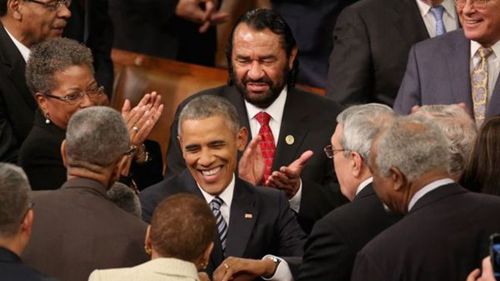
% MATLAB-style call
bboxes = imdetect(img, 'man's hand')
[213,257,276,281]
[238,136,265,186]
[266,150,313,198]
[467,256,495,281]
[175,0,229,33]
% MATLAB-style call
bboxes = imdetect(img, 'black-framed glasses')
[324,144,347,159]
[24,0,71,11]
[43,86,105,104]
[124,145,137,157]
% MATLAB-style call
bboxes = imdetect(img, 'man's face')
[179,116,246,195]
[230,23,296,108]
[17,0,71,47]
[368,139,409,214]
[458,0,500,46]
[331,124,358,201]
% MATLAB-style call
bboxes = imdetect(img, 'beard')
[233,67,290,109]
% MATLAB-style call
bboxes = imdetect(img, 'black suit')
[297,183,401,281]
[0,247,56,281]
[64,0,114,97]
[0,24,36,163]
[22,178,149,281]
[326,0,429,106]
[139,170,306,275]
[352,183,500,281]
[165,85,347,233]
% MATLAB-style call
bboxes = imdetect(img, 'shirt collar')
[416,0,456,19]
[356,177,373,196]
[408,178,454,211]
[470,40,500,59]
[3,26,31,62]
[197,174,235,209]
[244,87,288,124]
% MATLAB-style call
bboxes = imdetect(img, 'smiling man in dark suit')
[140,95,305,280]
[0,0,71,162]
[327,0,459,106]
[165,8,346,234]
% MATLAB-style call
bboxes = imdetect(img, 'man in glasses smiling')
[0,0,71,163]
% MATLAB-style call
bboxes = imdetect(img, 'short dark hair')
[0,0,7,17]
[0,163,31,238]
[461,116,500,195]
[226,8,298,87]
[150,194,215,262]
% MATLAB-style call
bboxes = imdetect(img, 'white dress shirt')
[408,178,454,211]
[470,40,500,101]
[415,0,458,38]
[4,26,31,62]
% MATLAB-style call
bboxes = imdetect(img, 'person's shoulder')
[89,266,135,281]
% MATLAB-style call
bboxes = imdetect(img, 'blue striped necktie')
[210,197,228,253]
[430,5,446,36]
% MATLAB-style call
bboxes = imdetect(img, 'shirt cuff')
[261,255,293,281]
[288,179,302,213]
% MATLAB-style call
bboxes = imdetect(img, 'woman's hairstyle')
[461,116,500,195]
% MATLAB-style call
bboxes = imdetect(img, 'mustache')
[242,75,274,86]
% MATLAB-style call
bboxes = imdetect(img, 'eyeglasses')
[24,0,71,11]
[456,0,492,9]
[44,86,105,104]
[324,144,347,159]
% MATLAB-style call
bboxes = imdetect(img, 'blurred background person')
[0,163,56,281]
[19,37,163,190]
[412,104,477,181]
[461,116,500,196]
[22,107,149,281]
[89,193,215,281]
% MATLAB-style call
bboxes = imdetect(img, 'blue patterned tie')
[430,6,446,36]
[210,197,228,253]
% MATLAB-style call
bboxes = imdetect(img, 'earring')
[198,261,207,270]
[144,245,152,256]
[44,112,51,124]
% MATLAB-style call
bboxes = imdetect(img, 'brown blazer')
[22,177,149,281]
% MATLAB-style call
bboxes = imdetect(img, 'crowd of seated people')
[2,1,500,281]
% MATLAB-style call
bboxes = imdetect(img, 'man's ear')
[389,167,407,192]
[61,140,68,168]
[8,0,22,20]
[144,225,152,252]
[350,152,364,178]
[177,135,185,157]
[288,47,298,70]
[237,127,248,152]
[20,208,34,237]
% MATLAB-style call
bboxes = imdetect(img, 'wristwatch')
[265,256,281,277]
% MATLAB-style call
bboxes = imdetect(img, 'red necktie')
[255,112,276,183]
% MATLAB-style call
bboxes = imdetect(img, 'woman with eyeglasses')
[18,37,163,190]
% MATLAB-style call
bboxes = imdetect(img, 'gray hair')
[25,37,94,95]
[65,107,129,172]
[413,105,477,178]
[337,103,396,162]
[375,115,450,181]
[0,163,31,237]
[178,95,240,136]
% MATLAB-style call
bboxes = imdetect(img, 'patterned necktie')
[430,5,446,36]
[209,197,228,253]
[471,47,493,126]
[255,112,276,183]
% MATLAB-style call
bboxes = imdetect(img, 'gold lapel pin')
[285,135,294,145]
[244,213,253,219]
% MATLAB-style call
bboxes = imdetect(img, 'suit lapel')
[444,31,473,109]
[272,88,309,170]
[391,0,429,44]
[225,178,257,258]
[0,25,36,110]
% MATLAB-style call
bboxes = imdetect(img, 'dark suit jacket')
[326,0,429,106]
[351,183,500,281]
[394,29,500,118]
[0,24,37,163]
[0,247,56,281]
[297,183,401,281]
[165,85,347,233]
[18,110,163,190]
[64,0,114,96]
[22,178,149,281]
[139,170,306,275]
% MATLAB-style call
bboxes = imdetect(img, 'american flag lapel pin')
[244,213,253,219]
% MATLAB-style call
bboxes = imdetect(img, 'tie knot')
[255,112,271,126]
[210,197,223,211]
[430,5,445,20]
[478,47,493,59]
